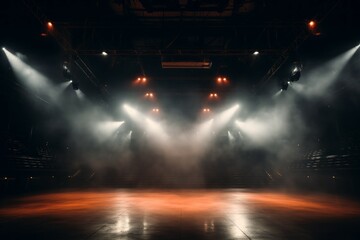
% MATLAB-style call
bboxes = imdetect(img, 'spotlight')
[47,21,53,30]
[216,77,229,85]
[63,66,71,80]
[72,81,79,90]
[281,81,289,91]
[289,62,302,82]
[101,51,108,56]
[203,108,210,112]
[2,47,5,51]
[145,92,154,98]
[134,77,147,85]
[307,20,320,35]
[308,20,316,29]
[152,108,159,112]
[290,71,301,82]
[253,51,259,55]
[209,93,219,99]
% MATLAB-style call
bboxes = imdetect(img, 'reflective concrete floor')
[1,189,360,239]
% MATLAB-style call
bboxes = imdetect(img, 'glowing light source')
[281,81,289,91]
[216,77,229,85]
[101,51,108,56]
[209,93,219,99]
[308,20,316,29]
[72,81,79,90]
[289,62,302,82]
[2,47,5,51]
[307,20,320,35]
[134,77,147,85]
[47,21,53,29]
[203,108,211,112]
[253,51,259,55]
[152,108,159,112]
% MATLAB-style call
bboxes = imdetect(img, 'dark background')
[0,0,360,194]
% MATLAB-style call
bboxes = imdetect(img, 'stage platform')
[1,189,360,239]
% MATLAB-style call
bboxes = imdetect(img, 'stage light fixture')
[216,77,229,85]
[308,20,316,29]
[209,93,219,99]
[47,21,53,30]
[2,47,5,51]
[101,51,108,56]
[72,81,79,90]
[289,62,302,82]
[307,20,320,35]
[63,65,72,80]
[145,92,154,98]
[253,51,259,55]
[281,81,289,91]
[134,76,147,85]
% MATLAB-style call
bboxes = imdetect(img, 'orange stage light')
[47,22,53,29]
[308,20,316,29]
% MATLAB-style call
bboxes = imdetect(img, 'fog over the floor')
[3,44,359,185]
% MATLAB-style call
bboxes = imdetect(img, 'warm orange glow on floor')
[244,192,360,217]
[1,190,360,219]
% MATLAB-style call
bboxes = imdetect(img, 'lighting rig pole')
[22,0,109,101]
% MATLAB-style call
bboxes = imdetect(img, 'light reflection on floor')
[1,190,360,239]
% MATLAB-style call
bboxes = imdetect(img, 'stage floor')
[1,189,360,239]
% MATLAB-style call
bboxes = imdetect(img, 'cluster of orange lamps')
[217,77,228,85]
[209,93,218,99]
[145,92,154,98]
[136,77,147,83]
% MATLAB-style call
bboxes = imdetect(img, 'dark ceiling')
[1,0,359,110]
